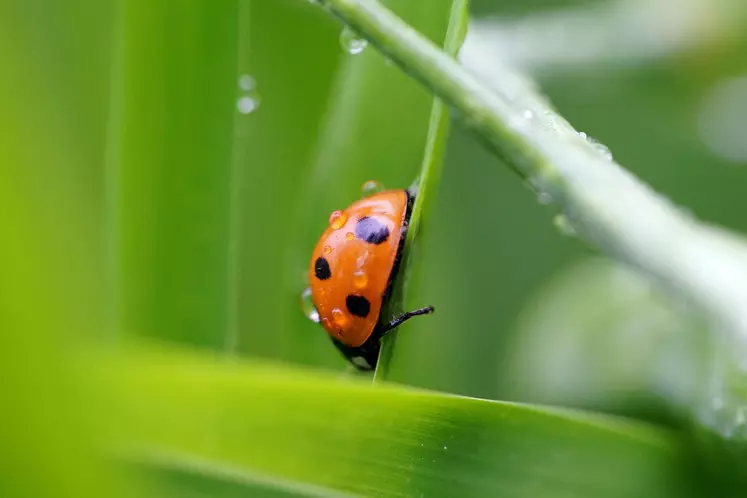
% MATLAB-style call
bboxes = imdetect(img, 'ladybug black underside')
[330,334,381,371]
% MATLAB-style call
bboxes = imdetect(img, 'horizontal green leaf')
[97,343,705,498]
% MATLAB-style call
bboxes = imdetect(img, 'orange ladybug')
[306,183,434,370]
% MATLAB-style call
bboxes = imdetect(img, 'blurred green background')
[3,0,747,495]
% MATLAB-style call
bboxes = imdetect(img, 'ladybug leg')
[380,305,435,334]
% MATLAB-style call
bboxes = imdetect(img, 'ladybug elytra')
[306,183,434,370]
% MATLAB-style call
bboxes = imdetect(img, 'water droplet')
[697,75,747,164]
[323,245,332,255]
[238,74,255,91]
[329,210,347,229]
[524,177,553,205]
[236,74,261,114]
[345,232,355,241]
[537,192,553,205]
[553,213,577,237]
[443,445,448,450]
[300,287,320,323]
[545,111,561,132]
[511,109,536,131]
[579,131,613,161]
[361,179,384,197]
[237,96,259,114]
[340,26,368,55]
[332,308,348,327]
[591,141,613,161]
[353,270,368,289]
[736,408,746,426]
[713,396,724,410]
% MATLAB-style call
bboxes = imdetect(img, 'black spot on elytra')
[346,294,371,318]
[314,257,331,280]
[355,216,390,245]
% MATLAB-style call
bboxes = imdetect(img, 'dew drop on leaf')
[553,213,577,237]
[236,74,261,114]
[713,396,724,410]
[697,76,747,164]
[578,131,613,161]
[340,26,368,55]
[238,74,255,91]
[237,96,259,114]
[537,192,553,205]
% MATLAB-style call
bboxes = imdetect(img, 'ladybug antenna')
[381,305,435,334]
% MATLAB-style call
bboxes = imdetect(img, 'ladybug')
[307,183,434,371]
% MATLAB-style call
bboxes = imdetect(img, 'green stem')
[372,0,467,381]
[225,0,252,357]
[310,0,747,456]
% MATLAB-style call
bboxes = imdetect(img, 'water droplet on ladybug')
[300,287,320,323]
[329,210,347,229]
[361,180,384,197]
[345,232,355,240]
[352,270,368,289]
[332,308,348,327]
[323,245,332,255]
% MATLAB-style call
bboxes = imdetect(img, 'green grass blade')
[0,13,132,495]
[373,0,468,381]
[225,0,253,356]
[99,343,706,498]
[230,1,343,361]
[107,0,241,348]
